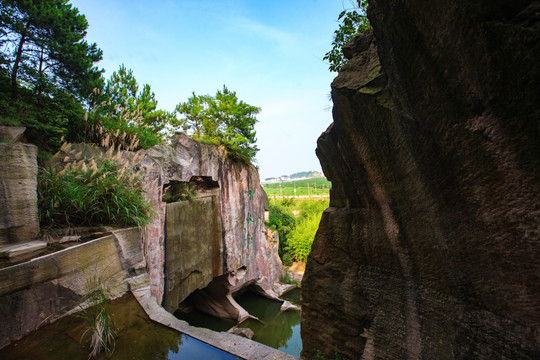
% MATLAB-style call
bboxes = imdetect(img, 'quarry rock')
[0,136,39,245]
[0,228,143,348]
[302,2,540,359]
[143,134,282,306]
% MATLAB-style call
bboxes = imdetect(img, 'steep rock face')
[302,2,540,359]
[0,128,39,245]
[143,134,281,305]
[162,189,223,313]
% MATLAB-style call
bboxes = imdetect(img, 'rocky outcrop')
[0,127,39,245]
[302,2,540,359]
[143,134,282,306]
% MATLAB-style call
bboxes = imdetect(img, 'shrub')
[266,204,296,257]
[38,155,152,229]
[282,252,293,267]
[286,212,323,262]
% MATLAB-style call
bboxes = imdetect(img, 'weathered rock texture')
[0,127,39,245]
[143,134,282,305]
[0,228,144,348]
[302,2,540,359]
[163,188,223,313]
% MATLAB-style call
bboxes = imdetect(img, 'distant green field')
[262,177,331,197]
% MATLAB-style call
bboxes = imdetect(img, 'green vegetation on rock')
[38,155,152,229]
[175,86,260,163]
[324,0,370,72]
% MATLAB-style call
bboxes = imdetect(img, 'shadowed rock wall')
[302,1,540,359]
[163,189,223,312]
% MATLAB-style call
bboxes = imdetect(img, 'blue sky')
[70,0,351,179]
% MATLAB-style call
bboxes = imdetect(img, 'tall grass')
[77,275,116,358]
[38,146,152,229]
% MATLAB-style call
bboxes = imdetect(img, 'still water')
[177,288,302,357]
[0,293,240,360]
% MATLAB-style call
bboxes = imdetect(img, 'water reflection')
[235,290,302,357]
[0,293,239,360]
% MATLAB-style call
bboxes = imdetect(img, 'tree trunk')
[11,24,29,101]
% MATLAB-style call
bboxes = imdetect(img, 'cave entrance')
[162,176,223,313]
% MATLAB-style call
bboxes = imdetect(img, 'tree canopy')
[0,0,102,100]
[86,64,175,151]
[175,86,260,163]
[0,0,103,153]
[324,0,370,72]
[0,2,260,166]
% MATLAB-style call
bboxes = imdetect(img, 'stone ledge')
[131,282,298,360]
[0,240,47,258]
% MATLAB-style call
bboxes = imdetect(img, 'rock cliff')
[302,2,540,359]
[143,134,282,307]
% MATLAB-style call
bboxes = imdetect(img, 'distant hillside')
[264,170,323,182]
[290,171,323,179]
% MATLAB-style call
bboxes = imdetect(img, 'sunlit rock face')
[143,134,282,306]
[302,2,540,359]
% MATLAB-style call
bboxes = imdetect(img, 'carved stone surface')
[0,142,38,245]
[162,192,223,312]
[302,2,540,359]
[0,228,143,349]
[143,134,282,304]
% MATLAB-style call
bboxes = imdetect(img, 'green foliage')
[86,65,175,150]
[266,203,296,257]
[162,182,196,203]
[267,199,328,263]
[76,275,116,358]
[38,157,152,229]
[324,0,370,72]
[280,267,300,287]
[0,0,103,100]
[175,85,260,163]
[281,252,293,267]
[286,212,322,262]
[0,0,102,154]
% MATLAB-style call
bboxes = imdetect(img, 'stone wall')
[143,134,282,304]
[162,188,223,312]
[302,1,540,359]
[0,228,144,348]
[0,127,39,245]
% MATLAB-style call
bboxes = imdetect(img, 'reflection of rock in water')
[235,291,300,351]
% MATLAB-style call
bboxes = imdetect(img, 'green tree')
[0,0,103,155]
[266,203,296,259]
[0,0,102,101]
[86,65,175,150]
[174,91,212,137]
[286,212,322,262]
[324,0,370,72]
[175,86,260,163]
